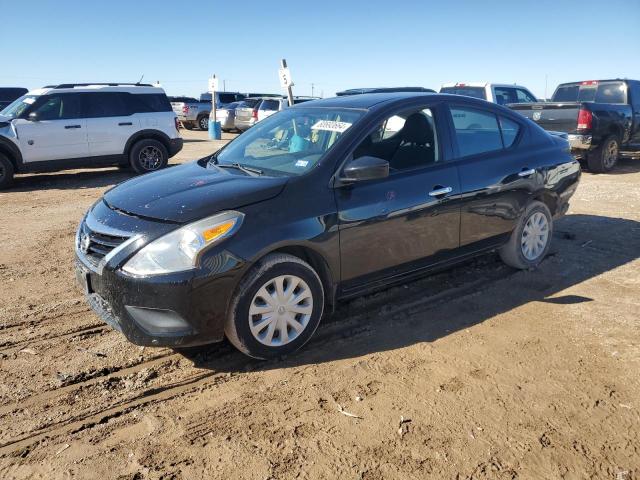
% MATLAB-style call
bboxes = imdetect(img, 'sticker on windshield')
[311,120,352,133]
[23,98,36,105]
[295,160,309,167]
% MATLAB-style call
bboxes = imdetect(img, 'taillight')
[182,105,189,114]
[252,109,258,120]
[577,108,592,130]
[174,117,180,131]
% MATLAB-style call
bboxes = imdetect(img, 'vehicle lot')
[0,129,639,479]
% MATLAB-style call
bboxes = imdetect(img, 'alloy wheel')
[521,211,549,261]
[200,116,209,130]
[603,140,619,169]
[248,275,313,347]
[138,146,163,171]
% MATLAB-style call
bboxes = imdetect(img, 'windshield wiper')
[216,162,263,176]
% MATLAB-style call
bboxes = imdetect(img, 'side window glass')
[85,93,131,118]
[494,88,515,105]
[516,89,536,103]
[451,107,503,157]
[353,108,439,171]
[32,94,82,120]
[499,116,520,147]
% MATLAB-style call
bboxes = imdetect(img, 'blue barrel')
[208,120,222,140]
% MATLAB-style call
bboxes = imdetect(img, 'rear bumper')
[235,119,255,131]
[567,134,592,150]
[168,138,183,157]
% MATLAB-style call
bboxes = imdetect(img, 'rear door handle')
[118,122,133,126]
[65,125,81,129]
[518,168,536,177]
[428,186,453,197]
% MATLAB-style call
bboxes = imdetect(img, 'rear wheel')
[197,115,209,131]
[225,254,324,359]
[0,153,15,190]
[499,201,553,270]
[587,135,619,173]
[182,122,194,130]
[129,139,168,174]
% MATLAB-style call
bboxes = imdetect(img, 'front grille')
[79,223,129,266]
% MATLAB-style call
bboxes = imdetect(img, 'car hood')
[103,161,289,223]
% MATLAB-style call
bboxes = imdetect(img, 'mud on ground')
[0,130,639,479]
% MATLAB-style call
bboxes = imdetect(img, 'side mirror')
[340,156,389,184]
[28,112,39,122]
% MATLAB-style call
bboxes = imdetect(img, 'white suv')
[440,82,538,105]
[0,83,183,189]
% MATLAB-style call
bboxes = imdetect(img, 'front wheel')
[0,153,15,190]
[587,135,619,173]
[499,201,553,270]
[129,139,168,174]
[225,254,325,359]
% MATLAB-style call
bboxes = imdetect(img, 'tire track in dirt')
[0,258,515,457]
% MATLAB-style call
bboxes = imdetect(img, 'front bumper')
[74,205,247,347]
[168,137,184,157]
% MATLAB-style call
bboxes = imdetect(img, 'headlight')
[122,211,244,276]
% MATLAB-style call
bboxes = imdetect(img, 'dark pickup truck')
[509,79,640,172]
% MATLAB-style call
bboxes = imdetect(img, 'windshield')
[440,86,487,100]
[213,107,364,176]
[0,95,38,119]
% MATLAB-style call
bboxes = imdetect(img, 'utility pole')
[280,58,294,107]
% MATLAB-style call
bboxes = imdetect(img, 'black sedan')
[75,93,581,359]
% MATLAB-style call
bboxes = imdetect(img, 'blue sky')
[2,0,639,99]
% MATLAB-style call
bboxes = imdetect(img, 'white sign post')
[208,75,220,139]
[279,59,295,107]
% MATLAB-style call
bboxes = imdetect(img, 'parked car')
[509,79,640,172]
[0,83,182,189]
[257,96,319,122]
[233,97,266,131]
[440,83,538,105]
[75,92,580,359]
[216,101,241,132]
[175,92,246,131]
[336,87,434,96]
[0,87,28,110]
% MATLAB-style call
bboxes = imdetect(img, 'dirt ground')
[0,129,639,479]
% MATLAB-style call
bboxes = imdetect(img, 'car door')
[84,92,140,157]
[448,104,540,250]
[628,81,640,146]
[14,93,88,163]
[335,104,461,292]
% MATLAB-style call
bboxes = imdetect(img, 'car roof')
[441,82,531,89]
[28,84,166,95]
[291,92,437,109]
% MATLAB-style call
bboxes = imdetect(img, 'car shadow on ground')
[179,214,640,372]
[6,164,175,192]
[607,158,640,175]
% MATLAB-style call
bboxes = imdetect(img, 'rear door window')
[450,106,503,157]
[84,93,131,117]
[260,99,280,111]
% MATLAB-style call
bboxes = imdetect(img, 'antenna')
[137,74,145,85]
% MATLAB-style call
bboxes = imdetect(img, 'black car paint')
[0,87,28,110]
[76,93,581,347]
[509,79,640,154]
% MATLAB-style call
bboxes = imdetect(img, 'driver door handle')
[428,186,453,197]
[65,125,82,129]
[518,168,536,177]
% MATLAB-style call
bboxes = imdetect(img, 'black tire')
[197,115,209,131]
[0,153,15,190]
[182,123,194,130]
[129,139,168,174]
[225,253,325,359]
[587,135,619,173]
[499,201,553,270]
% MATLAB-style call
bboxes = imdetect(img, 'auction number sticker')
[311,120,352,133]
